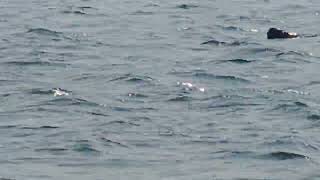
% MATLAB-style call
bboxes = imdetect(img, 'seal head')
[267,28,298,39]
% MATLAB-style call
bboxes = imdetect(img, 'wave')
[262,151,309,160]
[263,136,319,151]
[194,72,251,83]
[276,51,307,58]
[271,101,309,112]
[40,97,100,107]
[72,142,100,154]
[87,111,109,117]
[208,102,261,109]
[35,148,68,152]
[4,61,67,67]
[248,47,281,54]
[176,4,199,9]
[223,58,254,64]
[104,120,139,127]
[27,28,62,37]
[127,93,149,98]
[308,114,320,120]
[109,73,154,83]
[201,39,248,46]
[61,10,86,15]
[99,137,129,148]
[202,94,261,110]
[130,10,154,15]
[77,6,98,10]
[215,25,246,32]
[21,126,59,130]
[111,106,156,112]
[26,88,71,97]
[167,95,192,102]
[275,51,313,63]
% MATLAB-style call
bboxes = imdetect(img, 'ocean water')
[1,0,320,179]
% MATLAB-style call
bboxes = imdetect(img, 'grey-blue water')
[1,0,320,179]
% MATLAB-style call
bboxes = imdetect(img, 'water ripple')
[194,72,251,83]
[216,24,246,32]
[4,61,67,67]
[61,10,86,15]
[109,73,154,84]
[130,10,154,15]
[201,39,248,46]
[40,97,100,107]
[99,137,129,148]
[167,95,192,102]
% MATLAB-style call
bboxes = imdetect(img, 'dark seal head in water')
[267,28,298,39]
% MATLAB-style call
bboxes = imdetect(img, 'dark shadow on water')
[308,114,320,120]
[20,126,59,130]
[261,151,309,160]
[176,4,199,9]
[72,141,101,155]
[214,58,255,64]
[167,95,192,102]
[35,148,68,152]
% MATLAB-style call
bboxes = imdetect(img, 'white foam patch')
[177,82,205,92]
[53,88,69,97]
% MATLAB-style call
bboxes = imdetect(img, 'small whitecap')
[287,89,309,95]
[178,82,205,93]
[52,88,69,97]
[287,89,299,94]
[261,75,269,79]
[250,29,258,32]
[177,27,191,31]
[182,82,193,88]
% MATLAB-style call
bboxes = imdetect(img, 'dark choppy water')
[1,0,320,179]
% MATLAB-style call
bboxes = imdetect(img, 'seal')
[267,28,298,39]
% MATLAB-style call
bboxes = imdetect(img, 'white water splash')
[177,82,205,92]
[52,88,69,97]
[286,89,309,95]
